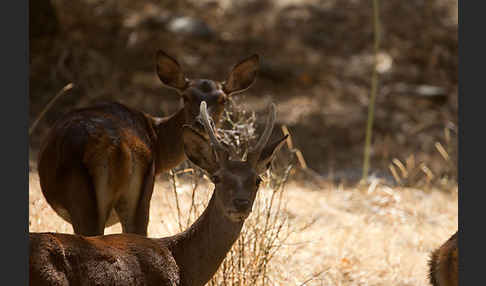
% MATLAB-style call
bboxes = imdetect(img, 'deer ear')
[255,134,288,174]
[156,50,188,91]
[182,125,219,174]
[223,54,259,95]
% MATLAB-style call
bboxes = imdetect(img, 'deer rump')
[38,101,157,228]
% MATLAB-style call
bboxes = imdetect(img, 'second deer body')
[37,51,259,236]
[30,102,288,286]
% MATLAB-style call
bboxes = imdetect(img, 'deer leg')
[70,206,102,236]
[133,163,156,236]
[92,163,117,235]
[114,162,151,235]
[62,167,102,236]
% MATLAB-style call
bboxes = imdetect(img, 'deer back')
[29,232,180,286]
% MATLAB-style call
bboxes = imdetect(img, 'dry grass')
[29,169,457,286]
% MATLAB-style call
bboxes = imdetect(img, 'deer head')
[182,101,288,222]
[156,51,259,132]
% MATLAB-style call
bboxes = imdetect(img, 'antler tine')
[247,103,276,165]
[199,101,228,162]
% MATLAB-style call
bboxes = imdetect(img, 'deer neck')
[152,108,187,174]
[164,193,244,286]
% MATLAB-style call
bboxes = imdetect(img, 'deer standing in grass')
[30,101,288,286]
[429,230,458,286]
[37,51,259,236]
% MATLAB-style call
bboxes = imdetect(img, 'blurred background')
[29,0,457,186]
[29,2,458,284]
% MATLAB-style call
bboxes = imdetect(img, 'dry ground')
[29,169,457,286]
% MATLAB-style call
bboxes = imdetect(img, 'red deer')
[429,230,458,286]
[37,51,259,236]
[30,101,288,286]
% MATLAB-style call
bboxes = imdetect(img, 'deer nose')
[233,199,250,212]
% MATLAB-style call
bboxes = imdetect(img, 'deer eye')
[211,175,221,184]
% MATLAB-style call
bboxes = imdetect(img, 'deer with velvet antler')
[30,101,288,286]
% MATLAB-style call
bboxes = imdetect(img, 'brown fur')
[30,104,287,286]
[37,51,260,236]
[429,231,458,286]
